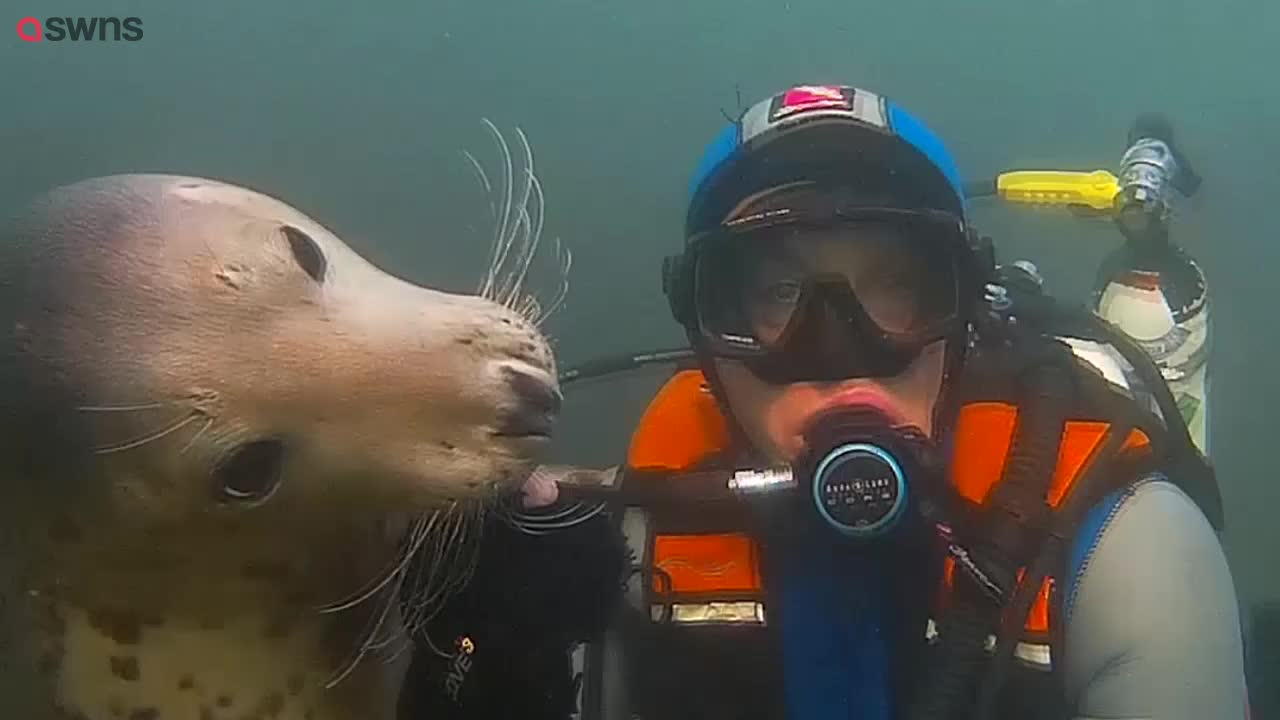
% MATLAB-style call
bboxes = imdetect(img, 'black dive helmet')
[662,85,993,539]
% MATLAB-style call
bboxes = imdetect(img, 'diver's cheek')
[773,385,838,461]
[760,399,806,462]
[891,340,946,436]
[715,359,794,461]
[911,340,952,435]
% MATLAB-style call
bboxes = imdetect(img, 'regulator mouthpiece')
[797,407,927,539]
[809,441,909,538]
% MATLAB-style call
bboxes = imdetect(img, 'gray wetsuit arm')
[1062,478,1247,720]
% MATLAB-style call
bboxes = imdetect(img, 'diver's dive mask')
[666,199,978,385]
[732,407,938,541]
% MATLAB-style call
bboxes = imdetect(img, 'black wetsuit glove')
[397,507,631,720]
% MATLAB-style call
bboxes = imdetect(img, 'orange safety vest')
[622,368,1154,656]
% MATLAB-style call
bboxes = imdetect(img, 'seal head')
[0,173,561,720]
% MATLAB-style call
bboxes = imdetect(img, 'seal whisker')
[486,117,519,279]
[417,630,456,660]
[516,295,542,324]
[406,509,484,639]
[496,176,537,308]
[503,500,609,535]
[474,122,535,306]
[477,118,518,301]
[359,559,413,650]
[334,504,480,679]
[496,205,534,308]
[398,514,442,608]
[398,514,453,630]
[465,119,574,329]
[406,517,466,615]
[340,515,460,671]
[381,634,418,665]
[508,500,589,522]
[316,510,442,615]
[461,150,497,218]
[500,169,547,310]
[512,126,538,240]
[92,410,204,454]
[533,237,573,327]
[509,168,569,327]
[178,416,216,455]
[463,148,503,302]
[323,516,440,688]
[399,502,485,641]
[498,127,539,305]
[77,401,173,412]
[491,203,527,301]
[323,607,393,688]
[531,503,607,529]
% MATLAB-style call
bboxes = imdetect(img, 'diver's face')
[712,223,947,463]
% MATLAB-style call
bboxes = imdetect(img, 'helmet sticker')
[741,85,889,144]
[772,85,853,120]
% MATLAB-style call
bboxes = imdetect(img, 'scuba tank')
[1093,113,1211,455]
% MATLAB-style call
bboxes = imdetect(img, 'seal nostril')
[282,225,327,283]
[496,367,561,438]
[512,368,561,416]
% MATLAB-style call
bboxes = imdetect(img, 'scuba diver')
[396,83,1246,720]
[533,84,1244,720]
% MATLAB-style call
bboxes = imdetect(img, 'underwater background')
[3,0,1277,657]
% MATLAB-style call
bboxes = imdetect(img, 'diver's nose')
[497,365,562,437]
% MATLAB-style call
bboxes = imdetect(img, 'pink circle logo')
[16,16,42,42]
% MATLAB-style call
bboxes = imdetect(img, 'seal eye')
[282,225,327,283]
[215,439,286,505]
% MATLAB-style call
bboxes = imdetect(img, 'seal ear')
[281,225,327,283]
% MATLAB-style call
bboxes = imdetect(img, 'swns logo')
[16,16,144,43]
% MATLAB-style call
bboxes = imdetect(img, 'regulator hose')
[906,347,1074,720]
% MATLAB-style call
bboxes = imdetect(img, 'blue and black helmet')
[684,84,969,240]
[665,84,990,385]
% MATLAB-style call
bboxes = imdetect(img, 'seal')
[0,161,564,720]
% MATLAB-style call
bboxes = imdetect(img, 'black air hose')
[906,351,1074,720]
[906,597,997,720]
[986,353,1074,563]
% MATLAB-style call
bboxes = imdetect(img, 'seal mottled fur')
[0,168,562,720]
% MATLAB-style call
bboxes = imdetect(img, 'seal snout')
[494,364,562,440]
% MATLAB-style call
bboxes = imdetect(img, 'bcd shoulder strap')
[908,266,1221,720]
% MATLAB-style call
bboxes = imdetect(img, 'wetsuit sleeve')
[1062,478,1247,720]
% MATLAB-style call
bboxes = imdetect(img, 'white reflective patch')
[653,601,766,625]
[1014,641,1053,669]
[850,88,887,128]
[740,99,775,144]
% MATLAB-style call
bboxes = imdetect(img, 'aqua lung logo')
[16,16,144,42]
